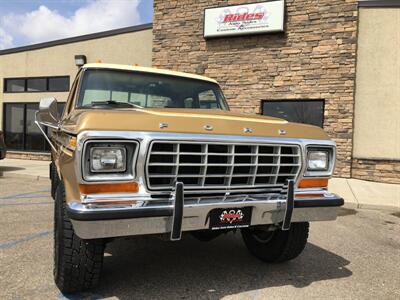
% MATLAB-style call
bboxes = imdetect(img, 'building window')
[27,78,47,92]
[4,76,69,93]
[5,79,25,92]
[4,104,24,150]
[3,102,65,152]
[49,77,70,92]
[262,100,325,127]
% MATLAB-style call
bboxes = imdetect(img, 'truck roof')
[83,63,218,84]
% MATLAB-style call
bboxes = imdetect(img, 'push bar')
[282,180,294,231]
[170,182,184,241]
[170,180,294,238]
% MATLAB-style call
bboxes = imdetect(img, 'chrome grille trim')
[146,141,301,191]
[145,193,287,206]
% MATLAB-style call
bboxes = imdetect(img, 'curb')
[343,201,399,212]
[0,173,49,180]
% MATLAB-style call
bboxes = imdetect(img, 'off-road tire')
[54,183,105,294]
[241,222,309,263]
[50,162,60,200]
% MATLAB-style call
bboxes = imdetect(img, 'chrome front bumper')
[67,182,344,240]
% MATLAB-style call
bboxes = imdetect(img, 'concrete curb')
[343,201,399,212]
[330,178,400,212]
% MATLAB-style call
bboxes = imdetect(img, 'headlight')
[90,147,126,173]
[307,150,329,171]
[304,146,335,177]
[82,140,139,182]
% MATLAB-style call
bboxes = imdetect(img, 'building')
[0,0,398,185]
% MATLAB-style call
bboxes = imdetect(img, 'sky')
[0,0,153,50]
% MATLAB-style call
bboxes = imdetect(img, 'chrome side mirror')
[37,97,59,128]
[35,97,59,152]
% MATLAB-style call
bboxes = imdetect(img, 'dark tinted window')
[57,102,66,116]
[3,102,66,152]
[4,76,69,92]
[262,100,324,127]
[25,103,47,151]
[49,77,69,92]
[27,78,47,92]
[5,79,25,92]
[4,104,24,150]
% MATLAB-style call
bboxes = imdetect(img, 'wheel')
[241,222,309,263]
[54,183,105,294]
[50,162,60,200]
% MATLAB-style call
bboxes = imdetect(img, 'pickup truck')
[36,63,343,293]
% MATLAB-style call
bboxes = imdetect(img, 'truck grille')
[146,141,301,191]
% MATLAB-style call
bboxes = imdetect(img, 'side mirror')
[37,97,59,128]
[35,97,59,152]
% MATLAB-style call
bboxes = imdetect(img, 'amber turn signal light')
[298,178,328,188]
[79,182,139,194]
[294,193,325,198]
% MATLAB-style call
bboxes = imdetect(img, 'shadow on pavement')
[62,232,352,299]
[0,166,25,177]
[338,207,357,217]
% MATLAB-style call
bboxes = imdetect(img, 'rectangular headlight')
[90,147,126,173]
[307,150,329,171]
[304,146,335,178]
[82,140,138,182]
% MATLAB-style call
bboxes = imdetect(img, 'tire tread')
[276,222,309,262]
[54,184,104,294]
[50,162,59,200]
[241,222,309,263]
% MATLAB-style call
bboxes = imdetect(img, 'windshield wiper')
[125,101,143,108]
[87,100,143,109]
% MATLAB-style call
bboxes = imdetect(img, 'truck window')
[76,69,229,110]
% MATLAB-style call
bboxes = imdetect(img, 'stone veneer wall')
[152,0,358,177]
[352,159,400,184]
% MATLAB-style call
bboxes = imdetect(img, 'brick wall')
[352,159,400,184]
[153,0,358,177]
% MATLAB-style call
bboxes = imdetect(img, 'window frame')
[3,76,70,93]
[64,69,83,116]
[261,99,325,128]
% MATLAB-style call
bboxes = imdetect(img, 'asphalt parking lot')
[0,172,399,300]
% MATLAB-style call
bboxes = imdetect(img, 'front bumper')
[67,184,343,239]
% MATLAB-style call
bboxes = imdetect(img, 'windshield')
[76,69,229,110]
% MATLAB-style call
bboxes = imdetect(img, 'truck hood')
[61,108,329,140]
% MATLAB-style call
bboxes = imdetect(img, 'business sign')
[204,0,285,38]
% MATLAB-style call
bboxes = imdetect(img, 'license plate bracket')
[209,207,252,230]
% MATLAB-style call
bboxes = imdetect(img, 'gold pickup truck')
[36,63,343,293]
